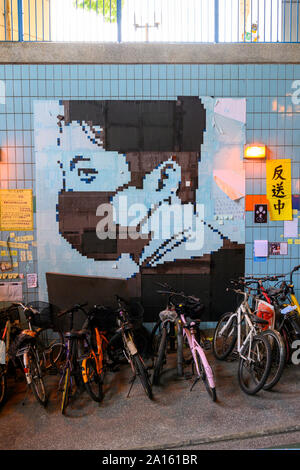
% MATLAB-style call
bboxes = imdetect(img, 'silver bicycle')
[213,285,272,395]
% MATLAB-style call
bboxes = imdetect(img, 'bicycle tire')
[150,320,162,357]
[152,327,167,385]
[212,312,237,360]
[28,350,47,406]
[133,354,153,399]
[193,349,217,402]
[238,334,271,395]
[37,328,64,370]
[0,368,7,407]
[61,366,70,415]
[262,329,286,391]
[83,356,104,403]
[177,322,184,377]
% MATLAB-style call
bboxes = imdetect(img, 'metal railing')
[0,0,299,43]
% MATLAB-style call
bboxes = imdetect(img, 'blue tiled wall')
[0,63,300,304]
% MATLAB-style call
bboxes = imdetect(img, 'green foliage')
[74,0,119,23]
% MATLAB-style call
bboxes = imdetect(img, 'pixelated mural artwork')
[34,97,246,319]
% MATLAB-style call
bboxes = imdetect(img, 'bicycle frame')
[218,292,261,363]
[180,314,215,389]
[59,336,74,392]
[81,327,109,383]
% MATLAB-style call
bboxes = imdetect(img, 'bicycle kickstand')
[190,376,201,392]
[127,373,137,398]
[22,384,31,406]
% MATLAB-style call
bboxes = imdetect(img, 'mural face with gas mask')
[34,97,246,320]
[56,98,213,267]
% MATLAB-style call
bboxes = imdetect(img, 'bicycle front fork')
[23,351,32,385]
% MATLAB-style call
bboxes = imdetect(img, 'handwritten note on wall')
[0,190,33,231]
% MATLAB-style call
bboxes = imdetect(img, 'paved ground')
[1,350,300,451]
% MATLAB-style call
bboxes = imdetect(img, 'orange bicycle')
[81,305,117,402]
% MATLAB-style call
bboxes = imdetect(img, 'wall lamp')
[244,144,266,159]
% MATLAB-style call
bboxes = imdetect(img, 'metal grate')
[0,1,299,44]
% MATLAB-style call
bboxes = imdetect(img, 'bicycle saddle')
[184,319,201,329]
[251,315,269,325]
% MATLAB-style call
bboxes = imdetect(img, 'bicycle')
[8,302,64,406]
[56,302,95,414]
[80,305,116,403]
[255,267,300,363]
[155,285,217,401]
[234,276,287,390]
[14,301,64,371]
[9,324,48,406]
[0,304,22,407]
[151,304,179,385]
[108,295,153,400]
[213,281,272,395]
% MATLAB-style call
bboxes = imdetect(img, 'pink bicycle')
[156,284,217,402]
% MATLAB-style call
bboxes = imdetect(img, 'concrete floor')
[0,350,300,451]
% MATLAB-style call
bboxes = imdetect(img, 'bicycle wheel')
[213,312,237,360]
[61,366,71,414]
[133,354,153,399]
[152,327,167,385]
[177,322,184,377]
[193,349,217,402]
[150,320,162,358]
[28,350,47,406]
[0,367,7,407]
[262,329,286,391]
[238,334,271,395]
[83,356,104,403]
[37,328,64,369]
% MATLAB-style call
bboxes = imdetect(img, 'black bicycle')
[108,296,153,399]
[151,283,186,385]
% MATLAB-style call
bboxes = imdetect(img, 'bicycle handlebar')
[290,264,300,284]
[157,288,200,304]
[57,302,88,318]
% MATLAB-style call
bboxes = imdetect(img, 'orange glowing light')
[244,145,266,159]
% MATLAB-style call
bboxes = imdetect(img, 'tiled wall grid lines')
[0,63,300,305]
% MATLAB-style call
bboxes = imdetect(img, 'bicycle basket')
[25,301,60,329]
[0,304,20,330]
[89,305,117,331]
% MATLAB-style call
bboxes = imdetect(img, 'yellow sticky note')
[12,262,18,268]
[11,250,18,257]
[288,239,293,244]
[27,251,33,261]
[295,239,300,245]
[9,233,15,238]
